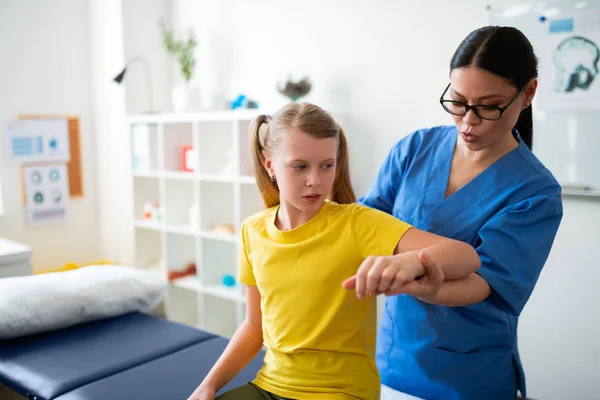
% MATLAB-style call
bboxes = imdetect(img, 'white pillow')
[0,265,167,339]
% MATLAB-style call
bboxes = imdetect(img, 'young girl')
[187,103,480,400]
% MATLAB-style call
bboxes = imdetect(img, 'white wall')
[122,0,171,114]
[169,0,492,195]
[163,1,600,399]
[519,197,600,400]
[0,0,100,271]
[104,0,600,398]
[88,0,135,267]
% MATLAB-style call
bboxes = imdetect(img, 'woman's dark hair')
[450,26,538,149]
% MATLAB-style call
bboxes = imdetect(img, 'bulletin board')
[17,115,84,202]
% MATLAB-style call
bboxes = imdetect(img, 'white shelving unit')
[128,110,264,338]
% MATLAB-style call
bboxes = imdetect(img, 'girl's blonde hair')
[250,102,356,209]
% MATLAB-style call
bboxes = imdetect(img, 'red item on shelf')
[168,262,197,281]
[181,145,195,172]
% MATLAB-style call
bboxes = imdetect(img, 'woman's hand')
[343,251,444,301]
[187,385,216,400]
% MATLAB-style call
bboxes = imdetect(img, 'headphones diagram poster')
[538,10,600,110]
[23,164,69,225]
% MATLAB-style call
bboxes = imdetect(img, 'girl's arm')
[394,228,480,279]
[344,228,480,300]
[187,285,263,399]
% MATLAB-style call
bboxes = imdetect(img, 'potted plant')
[159,19,200,111]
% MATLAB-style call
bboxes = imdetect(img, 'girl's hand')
[342,251,444,300]
[386,252,445,302]
[187,386,216,400]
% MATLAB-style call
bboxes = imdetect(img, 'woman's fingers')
[419,251,444,285]
[377,265,397,294]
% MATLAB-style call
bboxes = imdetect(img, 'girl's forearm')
[423,240,480,280]
[198,320,263,392]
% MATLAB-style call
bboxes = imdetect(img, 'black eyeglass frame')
[439,83,527,121]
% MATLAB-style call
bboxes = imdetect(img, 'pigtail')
[330,127,357,204]
[250,115,280,209]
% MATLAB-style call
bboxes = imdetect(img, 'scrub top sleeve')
[237,222,256,286]
[358,138,410,214]
[476,195,563,316]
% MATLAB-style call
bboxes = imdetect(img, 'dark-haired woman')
[358,26,563,399]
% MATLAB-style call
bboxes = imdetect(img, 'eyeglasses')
[439,83,526,121]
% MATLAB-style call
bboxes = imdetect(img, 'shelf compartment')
[200,181,234,232]
[165,232,196,272]
[134,229,162,271]
[164,179,196,227]
[130,123,159,172]
[198,121,234,175]
[201,238,237,288]
[240,182,264,223]
[133,176,160,221]
[162,122,194,172]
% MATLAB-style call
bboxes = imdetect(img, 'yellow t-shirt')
[238,201,412,400]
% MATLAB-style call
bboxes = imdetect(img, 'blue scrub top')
[360,126,563,400]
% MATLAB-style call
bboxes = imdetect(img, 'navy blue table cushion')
[55,336,265,400]
[0,312,215,400]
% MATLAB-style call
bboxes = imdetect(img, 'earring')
[270,175,276,183]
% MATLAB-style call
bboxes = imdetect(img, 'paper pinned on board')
[5,118,70,164]
[23,164,69,225]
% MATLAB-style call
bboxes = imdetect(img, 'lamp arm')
[126,56,154,113]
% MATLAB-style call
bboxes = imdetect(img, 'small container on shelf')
[181,145,196,172]
[143,202,162,223]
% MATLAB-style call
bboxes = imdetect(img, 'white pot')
[172,83,202,112]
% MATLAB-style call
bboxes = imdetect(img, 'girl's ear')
[261,150,273,176]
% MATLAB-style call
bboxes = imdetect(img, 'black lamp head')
[113,67,127,84]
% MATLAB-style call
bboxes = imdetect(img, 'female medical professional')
[358,26,563,399]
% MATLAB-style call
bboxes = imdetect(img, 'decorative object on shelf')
[167,262,197,282]
[143,202,162,222]
[159,19,200,112]
[222,274,236,287]
[276,74,312,101]
[229,94,259,110]
[112,56,157,114]
[211,224,235,235]
[181,145,195,172]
